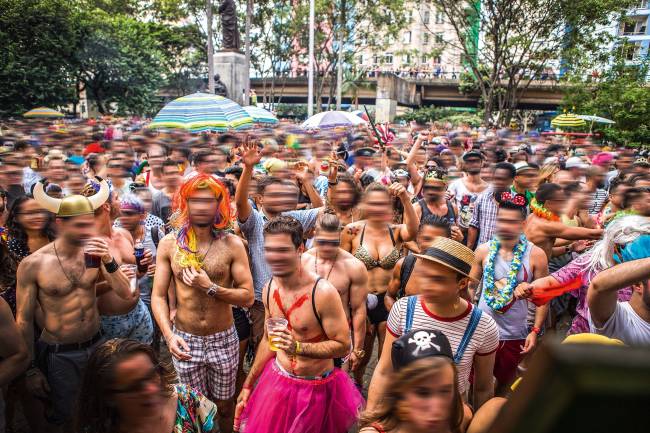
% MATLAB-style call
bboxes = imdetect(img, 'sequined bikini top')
[353,224,401,270]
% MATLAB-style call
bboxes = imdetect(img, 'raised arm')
[235,141,262,223]
[0,298,29,387]
[391,183,418,242]
[588,257,650,327]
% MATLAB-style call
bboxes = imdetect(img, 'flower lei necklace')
[483,234,527,313]
[530,198,560,222]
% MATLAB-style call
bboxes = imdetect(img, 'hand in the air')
[241,139,262,167]
[388,182,408,199]
[85,238,111,263]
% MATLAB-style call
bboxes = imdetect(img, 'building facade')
[356,2,467,79]
[619,2,650,63]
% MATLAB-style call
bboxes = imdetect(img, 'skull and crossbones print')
[409,331,440,355]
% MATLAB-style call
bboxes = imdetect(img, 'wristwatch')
[353,349,366,358]
[206,283,219,298]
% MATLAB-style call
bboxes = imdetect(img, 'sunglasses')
[315,239,341,247]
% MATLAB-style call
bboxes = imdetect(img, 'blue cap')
[614,234,650,263]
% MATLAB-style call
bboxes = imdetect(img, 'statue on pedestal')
[218,0,240,51]
[214,74,228,97]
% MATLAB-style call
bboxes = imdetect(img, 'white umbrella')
[576,115,615,124]
[301,110,367,130]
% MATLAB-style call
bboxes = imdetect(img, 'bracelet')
[104,257,119,273]
[295,340,302,355]
[532,327,541,335]
[328,181,338,186]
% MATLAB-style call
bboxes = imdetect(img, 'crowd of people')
[1,116,649,433]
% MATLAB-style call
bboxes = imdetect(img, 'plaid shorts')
[172,325,239,401]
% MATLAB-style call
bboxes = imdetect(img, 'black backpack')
[398,254,417,299]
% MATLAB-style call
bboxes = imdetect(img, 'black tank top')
[418,198,456,224]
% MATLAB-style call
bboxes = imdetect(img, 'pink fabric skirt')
[240,359,364,433]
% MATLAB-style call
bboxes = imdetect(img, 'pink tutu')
[240,359,364,433]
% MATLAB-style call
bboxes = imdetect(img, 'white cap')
[565,156,587,169]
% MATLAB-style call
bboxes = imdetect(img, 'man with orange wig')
[151,173,254,433]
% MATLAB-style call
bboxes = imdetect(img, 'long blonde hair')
[359,357,464,433]
[537,163,560,187]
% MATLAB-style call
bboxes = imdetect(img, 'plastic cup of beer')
[266,317,288,351]
[120,264,138,294]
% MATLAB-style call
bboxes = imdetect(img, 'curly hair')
[6,195,56,245]
[75,339,177,433]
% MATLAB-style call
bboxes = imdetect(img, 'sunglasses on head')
[315,239,341,247]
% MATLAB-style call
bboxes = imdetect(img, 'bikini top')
[353,224,401,271]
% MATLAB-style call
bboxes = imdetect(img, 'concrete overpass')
[250,73,565,122]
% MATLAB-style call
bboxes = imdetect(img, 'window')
[433,55,442,65]
[403,54,411,65]
[384,53,394,64]
[423,33,430,45]
[435,33,444,44]
[357,55,364,65]
[421,56,428,64]
[435,9,444,24]
[624,43,641,61]
[423,10,430,24]
[373,55,379,65]
[406,10,413,23]
[403,31,412,44]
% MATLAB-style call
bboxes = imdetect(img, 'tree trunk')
[207,0,214,93]
[244,0,252,103]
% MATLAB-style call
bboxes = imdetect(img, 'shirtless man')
[524,183,602,258]
[301,212,368,373]
[152,173,254,433]
[16,180,131,429]
[82,185,154,344]
[236,216,362,433]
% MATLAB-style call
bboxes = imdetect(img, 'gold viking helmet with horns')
[33,179,110,217]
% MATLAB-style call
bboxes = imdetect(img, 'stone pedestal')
[375,98,397,123]
[214,50,248,105]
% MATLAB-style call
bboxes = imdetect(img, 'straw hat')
[413,236,475,279]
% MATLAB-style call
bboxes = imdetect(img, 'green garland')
[483,234,527,313]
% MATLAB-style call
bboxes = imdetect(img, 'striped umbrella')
[23,107,64,118]
[243,106,278,124]
[148,92,253,132]
[551,113,586,128]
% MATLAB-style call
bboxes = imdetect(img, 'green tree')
[75,11,167,115]
[563,48,650,146]
[288,0,409,111]
[431,0,636,125]
[0,0,79,117]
